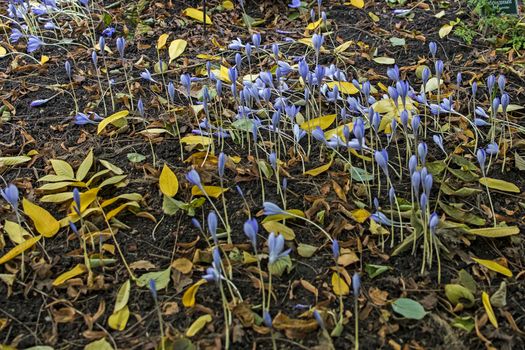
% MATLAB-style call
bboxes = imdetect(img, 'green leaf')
[441,183,481,197]
[127,153,146,163]
[479,177,520,193]
[439,202,485,226]
[457,269,477,293]
[389,37,406,46]
[373,56,395,65]
[0,156,31,166]
[451,316,475,332]
[76,149,93,181]
[268,255,292,277]
[448,168,479,182]
[114,279,131,312]
[50,159,75,178]
[136,267,171,290]
[445,284,475,307]
[97,110,129,134]
[297,244,317,258]
[85,338,114,350]
[391,298,427,320]
[350,166,374,182]
[365,264,391,279]
[490,281,507,308]
[466,226,519,238]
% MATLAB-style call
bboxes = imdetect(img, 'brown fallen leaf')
[272,312,319,339]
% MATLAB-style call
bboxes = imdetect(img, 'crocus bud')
[352,272,361,296]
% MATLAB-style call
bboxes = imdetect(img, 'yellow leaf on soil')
[52,264,87,286]
[183,7,212,24]
[304,160,332,176]
[159,164,179,197]
[157,33,170,49]
[168,39,188,64]
[479,177,520,193]
[306,18,323,31]
[300,114,336,132]
[482,291,498,328]
[350,208,371,223]
[182,279,207,307]
[472,257,512,277]
[23,198,60,238]
[332,272,350,296]
[180,135,213,146]
[186,314,212,337]
[0,235,42,265]
[326,81,359,95]
[191,185,228,198]
[97,110,129,135]
[345,0,364,9]
[108,305,129,331]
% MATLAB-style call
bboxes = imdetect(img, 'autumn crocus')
[243,218,258,249]
[208,211,218,244]
[268,232,291,265]
[27,35,43,53]
[1,184,19,210]
[72,188,81,215]
[140,69,157,83]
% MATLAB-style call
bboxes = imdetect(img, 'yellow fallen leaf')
[482,291,498,328]
[222,0,234,10]
[4,220,30,244]
[439,24,454,38]
[467,226,519,238]
[97,110,129,135]
[0,235,42,265]
[191,185,228,198]
[108,305,130,331]
[472,257,512,277]
[40,55,49,65]
[114,279,131,312]
[0,46,7,57]
[210,65,231,83]
[168,39,188,64]
[306,18,323,31]
[345,0,364,9]
[172,258,193,274]
[326,81,359,95]
[157,33,170,49]
[159,164,179,197]
[334,40,353,54]
[52,264,87,286]
[324,122,354,140]
[180,135,213,146]
[300,114,336,132]
[182,279,207,307]
[186,314,212,337]
[350,208,371,223]
[23,198,60,238]
[479,177,520,193]
[183,7,212,24]
[262,221,295,240]
[196,54,221,60]
[332,272,349,296]
[304,160,332,176]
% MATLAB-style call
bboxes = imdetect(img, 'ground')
[1,0,525,349]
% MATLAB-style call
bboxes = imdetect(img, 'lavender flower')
[374,149,389,175]
[140,69,157,83]
[243,218,258,248]
[186,169,203,189]
[332,239,339,260]
[486,142,499,155]
[352,272,361,296]
[268,232,291,265]
[289,0,301,8]
[429,212,439,234]
[27,36,43,53]
[116,37,126,59]
[148,279,157,300]
[30,98,50,107]
[102,26,116,37]
[263,202,286,216]
[418,142,428,165]
[313,309,325,329]
[252,33,261,48]
[203,247,223,282]
[432,134,446,155]
[429,41,437,57]
[1,184,19,210]
[477,149,486,175]
[497,74,505,94]
[312,33,324,54]
[263,311,272,328]
[72,188,81,215]
[73,112,102,125]
[9,28,24,43]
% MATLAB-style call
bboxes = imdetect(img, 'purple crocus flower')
[208,211,218,243]
[148,279,157,300]
[1,184,19,210]
[186,169,203,189]
[140,69,157,83]
[429,213,439,234]
[289,0,301,8]
[27,36,43,53]
[9,28,24,43]
[72,188,81,215]
[312,33,324,54]
[243,218,258,248]
[268,232,291,265]
[332,239,339,260]
[263,311,272,328]
[116,37,126,59]
[73,112,102,125]
[102,26,116,37]
[429,42,437,57]
[477,149,486,175]
[486,142,499,155]
[252,33,261,48]
[203,247,223,282]
[497,74,505,94]
[352,272,361,296]
[418,142,428,165]
[30,98,50,107]
[313,309,325,329]
[263,202,286,216]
